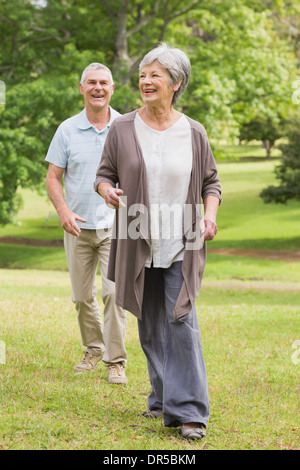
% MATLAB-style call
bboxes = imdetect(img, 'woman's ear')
[173,79,182,92]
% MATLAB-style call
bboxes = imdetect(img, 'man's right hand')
[58,207,87,237]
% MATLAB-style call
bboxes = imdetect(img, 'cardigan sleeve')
[201,132,222,204]
[94,121,119,192]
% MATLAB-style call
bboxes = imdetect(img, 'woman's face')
[139,60,179,107]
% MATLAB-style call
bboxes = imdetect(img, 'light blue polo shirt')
[45,107,120,230]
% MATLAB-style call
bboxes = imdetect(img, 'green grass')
[0,147,299,450]
[0,244,67,271]
[1,158,300,271]
[0,188,66,270]
[0,188,63,241]
[215,143,282,161]
[215,160,300,251]
[205,253,300,283]
[0,269,299,450]
[1,156,300,255]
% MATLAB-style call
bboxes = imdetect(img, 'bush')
[260,119,300,203]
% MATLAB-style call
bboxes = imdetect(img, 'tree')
[0,0,298,223]
[0,73,82,223]
[106,0,201,84]
[260,118,300,203]
[239,114,282,158]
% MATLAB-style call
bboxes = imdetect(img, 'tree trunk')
[113,0,130,84]
[265,140,271,159]
[111,0,202,85]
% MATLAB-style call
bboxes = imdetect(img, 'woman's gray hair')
[139,42,191,105]
[80,63,114,86]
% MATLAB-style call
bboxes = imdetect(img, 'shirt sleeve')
[201,133,222,204]
[45,124,68,169]
[94,121,119,191]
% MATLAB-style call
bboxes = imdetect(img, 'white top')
[134,112,193,268]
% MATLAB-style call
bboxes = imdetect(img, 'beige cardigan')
[94,110,222,320]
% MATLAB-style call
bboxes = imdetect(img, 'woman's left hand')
[203,216,218,241]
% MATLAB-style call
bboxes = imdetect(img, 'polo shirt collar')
[78,107,115,131]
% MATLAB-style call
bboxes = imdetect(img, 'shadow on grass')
[0,243,67,271]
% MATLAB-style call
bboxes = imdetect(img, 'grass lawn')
[0,158,300,272]
[0,188,62,242]
[215,160,300,251]
[0,269,299,451]
[215,142,282,161]
[0,148,299,451]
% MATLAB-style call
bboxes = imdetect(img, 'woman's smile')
[139,60,175,105]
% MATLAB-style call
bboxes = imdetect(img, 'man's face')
[79,69,114,112]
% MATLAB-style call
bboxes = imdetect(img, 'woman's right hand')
[98,183,125,209]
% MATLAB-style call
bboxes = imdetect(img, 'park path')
[208,248,300,263]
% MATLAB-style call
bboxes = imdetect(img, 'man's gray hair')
[80,63,114,86]
[139,42,191,105]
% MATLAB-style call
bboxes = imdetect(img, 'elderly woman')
[94,43,222,440]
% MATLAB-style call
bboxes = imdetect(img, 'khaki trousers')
[64,228,127,366]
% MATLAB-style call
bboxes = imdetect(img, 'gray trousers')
[64,228,127,366]
[138,261,209,427]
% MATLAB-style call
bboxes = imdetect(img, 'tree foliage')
[0,0,298,223]
[239,114,283,158]
[260,117,300,203]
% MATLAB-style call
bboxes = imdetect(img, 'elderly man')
[45,63,127,384]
